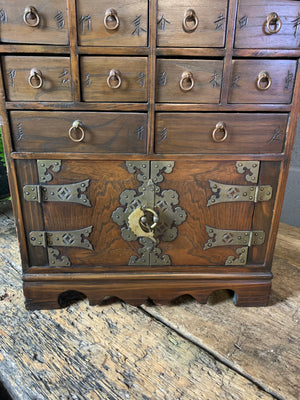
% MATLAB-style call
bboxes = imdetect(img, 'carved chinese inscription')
[269,127,283,143]
[239,16,248,29]
[79,15,92,34]
[135,126,145,141]
[157,15,170,31]
[292,13,300,38]
[158,128,168,144]
[132,15,146,36]
[54,10,64,29]
[137,72,145,88]
[214,13,225,31]
[159,72,167,87]
[59,69,71,87]
[16,123,24,142]
[285,71,294,90]
[8,69,16,88]
[209,71,220,88]
[0,8,7,24]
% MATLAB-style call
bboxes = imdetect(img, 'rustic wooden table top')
[0,200,299,400]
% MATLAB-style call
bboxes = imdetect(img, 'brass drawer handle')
[265,12,282,34]
[212,122,228,142]
[139,208,159,232]
[104,8,120,31]
[23,6,40,27]
[28,68,43,89]
[182,9,198,33]
[256,71,272,91]
[107,69,122,89]
[68,120,85,143]
[179,71,194,92]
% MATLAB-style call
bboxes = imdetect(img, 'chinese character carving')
[239,16,248,29]
[8,69,16,88]
[158,128,168,144]
[84,74,91,88]
[214,13,225,31]
[157,15,170,31]
[292,13,300,38]
[285,71,294,90]
[0,8,7,24]
[135,126,145,141]
[132,15,146,36]
[159,72,167,87]
[54,10,64,29]
[232,75,241,88]
[59,69,71,87]
[209,71,220,88]
[137,72,145,88]
[79,15,92,34]
[269,127,283,143]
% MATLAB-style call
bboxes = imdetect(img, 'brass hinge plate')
[23,179,91,206]
[204,226,265,250]
[207,180,272,206]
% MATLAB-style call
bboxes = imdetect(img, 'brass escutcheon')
[23,6,40,27]
[104,8,120,31]
[212,122,228,142]
[265,12,282,34]
[68,120,85,143]
[28,68,43,89]
[179,71,194,92]
[256,71,272,91]
[182,9,198,33]
[107,69,122,89]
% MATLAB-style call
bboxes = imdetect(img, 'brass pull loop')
[107,69,122,89]
[139,208,159,233]
[28,68,43,89]
[265,12,282,34]
[179,71,194,92]
[23,6,40,27]
[68,120,85,143]
[104,8,120,31]
[212,122,228,143]
[182,9,198,33]
[256,71,272,91]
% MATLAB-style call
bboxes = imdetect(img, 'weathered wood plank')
[0,201,276,400]
[142,224,300,400]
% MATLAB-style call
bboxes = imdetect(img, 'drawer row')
[2,56,297,104]
[0,0,300,49]
[10,111,288,154]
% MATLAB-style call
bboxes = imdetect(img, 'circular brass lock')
[128,207,159,242]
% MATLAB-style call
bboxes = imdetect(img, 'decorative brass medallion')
[112,161,187,266]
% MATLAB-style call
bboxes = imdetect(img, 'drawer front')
[2,56,72,102]
[0,1,68,45]
[235,0,300,49]
[155,113,288,154]
[156,59,223,103]
[229,59,297,104]
[81,56,148,102]
[157,0,228,48]
[17,159,277,268]
[77,0,148,47]
[10,111,147,154]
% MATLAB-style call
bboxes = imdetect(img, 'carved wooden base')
[23,272,272,310]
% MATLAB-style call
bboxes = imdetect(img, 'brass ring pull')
[256,71,272,91]
[107,69,122,89]
[139,208,159,232]
[104,8,120,31]
[28,68,43,89]
[182,9,198,33]
[23,6,40,27]
[265,12,282,34]
[68,120,85,143]
[212,122,228,143]
[179,71,194,92]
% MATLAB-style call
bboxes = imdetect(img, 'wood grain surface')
[0,0,69,45]
[0,201,299,399]
[235,0,300,49]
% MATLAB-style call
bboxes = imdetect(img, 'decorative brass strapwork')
[265,12,282,35]
[23,6,40,27]
[236,161,260,183]
[203,226,266,266]
[24,160,91,206]
[30,227,93,267]
[112,161,187,266]
[182,9,198,33]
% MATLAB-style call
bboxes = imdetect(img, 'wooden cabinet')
[0,0,299,309]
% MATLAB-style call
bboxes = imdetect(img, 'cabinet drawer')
[81,56,148,102]
[2,56,72,102]
[228,59,297,104]
[235,0,300,49]
[157,0,228,48]
[77,0,148,47]
[156,59,223,103]
[155,113,288,154]
[10,111,147,154]
[0,0,68,45]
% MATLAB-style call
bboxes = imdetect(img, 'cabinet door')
[17,159,278,270]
